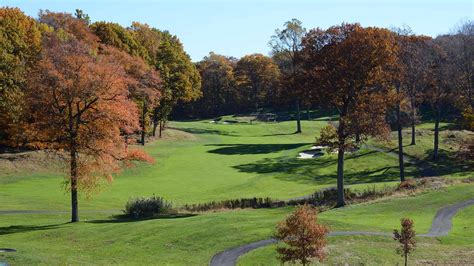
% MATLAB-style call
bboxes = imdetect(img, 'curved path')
[210,199,474,266]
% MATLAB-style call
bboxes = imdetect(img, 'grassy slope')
[1,184,472,265]
[238,184,474,265]
[1,119,417,210]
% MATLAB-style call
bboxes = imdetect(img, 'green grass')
[238,184,474,265]
[1,184,472,265]
[0,119,418,210]
[0,116,472,265]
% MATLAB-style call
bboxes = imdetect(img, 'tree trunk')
[404,253,407,266]
[433,116,440,161]
[70,148,79,223]
[141,101,147,146]
[396,101,405,182]
[159,120,163,138]
[336,139,345,207]
[295,99,302,133]
[306,107,310,120]
[152,108,158,137]
[410,98,416,145]
[355,131,360,143]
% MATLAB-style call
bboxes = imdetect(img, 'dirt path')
[209,199,474,266]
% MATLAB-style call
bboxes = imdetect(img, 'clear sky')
[3,0,473,61]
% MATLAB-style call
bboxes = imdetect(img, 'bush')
[124,196,175,218]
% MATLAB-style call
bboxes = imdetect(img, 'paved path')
[209,199,474,266]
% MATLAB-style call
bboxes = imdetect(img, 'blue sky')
[3,0,473,61]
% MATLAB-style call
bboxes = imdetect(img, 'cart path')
[209,199,474,266]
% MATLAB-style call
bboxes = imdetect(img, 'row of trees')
[0,8,201,221]
[177,19,472,207]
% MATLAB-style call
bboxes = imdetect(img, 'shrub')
[124,196,175,218]
[182,197,275,212]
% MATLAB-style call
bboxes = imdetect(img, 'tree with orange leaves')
[275,204,329,265]
[302,24,399,207]
[25,24,151,222]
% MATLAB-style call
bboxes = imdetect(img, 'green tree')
[91,21,149,60]
[270,18,306,133]
[153,31,201,136]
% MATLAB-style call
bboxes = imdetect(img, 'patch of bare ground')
[0,149,64,179]
[148,128,197,142]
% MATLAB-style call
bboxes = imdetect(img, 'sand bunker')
[297,146,326,159]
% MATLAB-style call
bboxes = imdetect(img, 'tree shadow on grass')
[0,223,67,236]
[233,150,419,186]
[88,213,197,224]
[420,149,473,177]
[206,143,311,155]
[169,127,239,136]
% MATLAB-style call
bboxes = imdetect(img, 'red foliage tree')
[25,31,151,222]
[393,218,416,266]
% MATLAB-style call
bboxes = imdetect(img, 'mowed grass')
[1,119,417,210]
[1,184,472,265]
[238,184,474,265]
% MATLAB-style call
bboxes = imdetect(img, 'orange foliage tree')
[25,24,151,222]
[301,24,399,207]
[275,204,329,265]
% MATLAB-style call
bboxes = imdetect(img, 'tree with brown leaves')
[393,218,416,266]
[275,204,329,265]
[25,27,152,222]
[302,24,399,206]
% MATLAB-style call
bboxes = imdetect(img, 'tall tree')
[130,25,201,137]
[27,14,152,222]
[194,52,236,117]
[0,8,42,146]
[270,18,306,133]
[234,54,280,112]
[421,40,453,162]
[302,24,398,206]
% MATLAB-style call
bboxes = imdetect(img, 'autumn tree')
[275,204,329,265]
[270,18,306,133]
[0,8,42,146]
[193,52,236,117]
[435,21,474,130]
[393,218,416,266]
[103,48,161,145]
[420,40,454,161]
[92,22,161,145]
[394,29,432,146]
[26,15,151,222]
[234,54,280,112]
[302,24,398,206]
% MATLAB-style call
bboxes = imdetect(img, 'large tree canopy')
[302,23,399,206]
[0,7,43,145]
